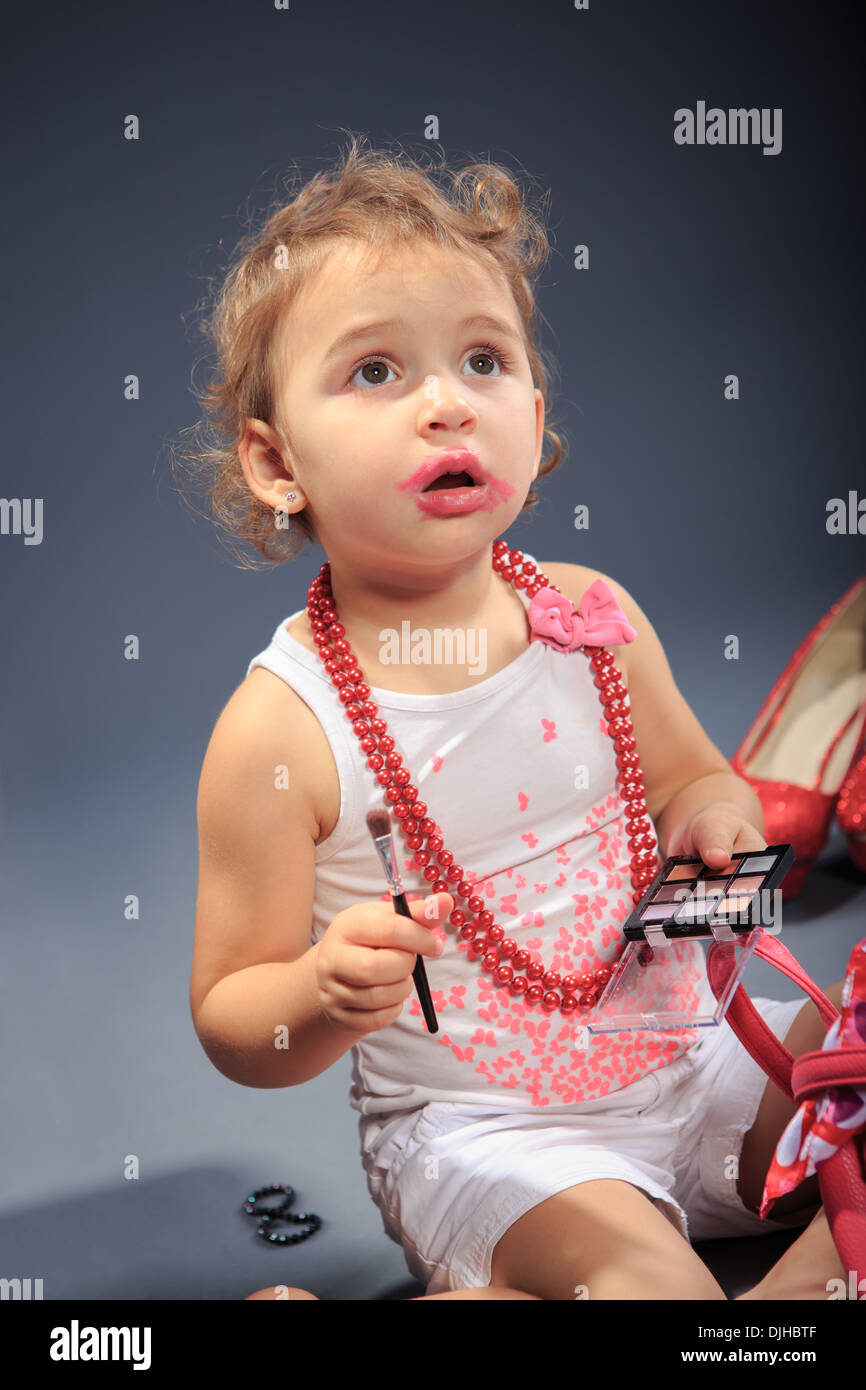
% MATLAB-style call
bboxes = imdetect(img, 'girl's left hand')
[672,801,768,868]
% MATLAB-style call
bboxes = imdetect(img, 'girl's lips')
[406,448,484,493]
[396,458,518,516]
[415,481,510,517]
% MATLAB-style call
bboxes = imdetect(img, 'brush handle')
[392,889,439,1033]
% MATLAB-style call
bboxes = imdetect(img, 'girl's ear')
[239,418,303,510]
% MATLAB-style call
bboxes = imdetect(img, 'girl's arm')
[190,680,367,1088]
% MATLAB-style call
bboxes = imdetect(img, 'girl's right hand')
[316,892,454,1034]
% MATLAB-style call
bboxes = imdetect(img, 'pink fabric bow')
[528,579,638,653]
[760,938,866,1220]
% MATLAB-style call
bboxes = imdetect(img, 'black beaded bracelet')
[242,1183,323,1245]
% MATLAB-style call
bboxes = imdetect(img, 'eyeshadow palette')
[622,843,796,943]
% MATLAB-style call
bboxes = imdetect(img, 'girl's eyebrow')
[320,312,522,367]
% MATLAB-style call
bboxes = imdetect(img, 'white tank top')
[245,552,714,1126]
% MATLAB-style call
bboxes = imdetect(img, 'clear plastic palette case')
[585,843,796,1034]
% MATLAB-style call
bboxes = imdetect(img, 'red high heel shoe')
[837,746,866,872]
[730,575,866,899]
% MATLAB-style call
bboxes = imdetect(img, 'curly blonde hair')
[168,132,566,569]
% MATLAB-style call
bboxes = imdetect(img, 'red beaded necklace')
[306,539,659,1018]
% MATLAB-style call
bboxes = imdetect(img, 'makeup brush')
[365,808,439,1034]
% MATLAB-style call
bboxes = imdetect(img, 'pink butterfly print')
[492,1056,513,1074]
[497,1014,524,1035]
[477,1003,500,1022]
[555,872,567,888]
[541,718,557,742]
[472,1028,498,1047]
[498,893,519,917]
[431,754,443,773]
[524,938,543,951]
[499,1075,520,1089]
[521,832,539,849]
[509,1048,526,1065]
[515,873,527,888]
[450,1043,475,1062]
[448,986,467,1009]
[520,912,545,929]
[533,882,548,895]
[530,1094,551,1108]
[518,791,529,811]
[576,868,600,886]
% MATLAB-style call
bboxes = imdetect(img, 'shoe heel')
[843,830,866,873]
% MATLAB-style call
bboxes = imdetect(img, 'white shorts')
[362,996,815,1295]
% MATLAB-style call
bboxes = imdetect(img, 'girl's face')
[244,238,544,578]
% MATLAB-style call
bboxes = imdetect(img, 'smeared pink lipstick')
[398,447,515,518]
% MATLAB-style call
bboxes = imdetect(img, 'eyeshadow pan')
[731,874,764,893]
[712,892,756,917]
[740,854,777,873]
[665,864,698,881]
[651,883,688,903]
[673,898,712,921]
[640,902,678,921]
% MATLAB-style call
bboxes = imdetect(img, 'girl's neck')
[298,557,533,696]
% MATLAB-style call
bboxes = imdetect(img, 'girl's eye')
[346,342,514,389]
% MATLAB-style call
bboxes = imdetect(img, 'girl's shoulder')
[541,560,640,685]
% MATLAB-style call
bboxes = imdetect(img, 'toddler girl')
[180,136,843,1301]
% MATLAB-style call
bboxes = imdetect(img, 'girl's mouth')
[422,471,477,492]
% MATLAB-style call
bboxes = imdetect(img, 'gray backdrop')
[1,0,864,1301]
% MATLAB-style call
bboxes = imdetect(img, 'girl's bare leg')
[490,1178,727,1300]
[245,1286,320,1299]
[245,1284,539,1299]
[735,1206,848,1301]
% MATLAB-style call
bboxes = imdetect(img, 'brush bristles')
[366,808,392,840]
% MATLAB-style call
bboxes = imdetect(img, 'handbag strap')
[706,932,840,1101]
[792,1046,866,1102]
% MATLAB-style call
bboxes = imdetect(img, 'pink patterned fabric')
[760,938,866,1219]
[528,579,638,653]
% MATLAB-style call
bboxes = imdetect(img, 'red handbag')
[707,932,866,1280]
